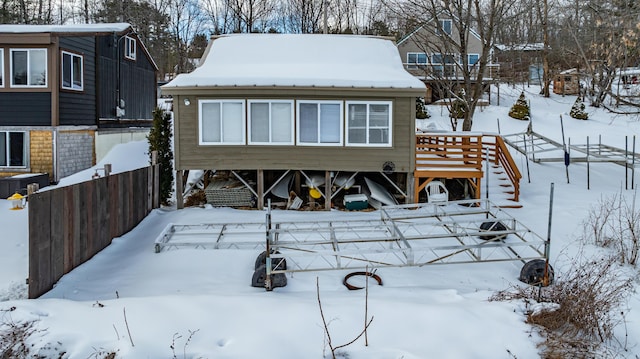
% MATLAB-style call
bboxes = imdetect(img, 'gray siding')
[0,93,51,126]
[59,36,97,126]
[171,88,417,174]
[57,131,94,178]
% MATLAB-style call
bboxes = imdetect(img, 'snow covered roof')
[163,34,426,90]
[0,23,132,34]
[495,43,545,52]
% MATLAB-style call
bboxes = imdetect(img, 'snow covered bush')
[449,91,467,120]
[569,96,589,120]
[416,97,430,119]
[508,91,530,120]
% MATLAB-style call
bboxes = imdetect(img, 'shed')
[162,34,426,209]
[553,69,580,95]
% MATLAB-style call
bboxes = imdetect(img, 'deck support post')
[324,171,331,210]
[176,170,184,209]
[257,169,264,210]
[406,173,415,203]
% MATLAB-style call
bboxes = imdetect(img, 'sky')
[1,84,639,358]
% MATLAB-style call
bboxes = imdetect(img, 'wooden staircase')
[414,133,521,205]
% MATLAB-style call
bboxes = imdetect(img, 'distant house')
[162,34,426,209]
[494,43,544,84]
[0,23,157,184]
[396,20,499,103]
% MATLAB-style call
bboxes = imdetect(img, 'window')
[468,54,479,67]
[10,49,47,87]
[61,51,83,91]
[199,100,245,145]
[407,52,427,69]
[431,53,457,76]
[0,131,26,167]
[430,53,457,64]
[248,100,294,145]
[438,19,452,35]
[125,36,136,60]
[297,101,343,146]
[346,101,392,146]
[0,49,3,87]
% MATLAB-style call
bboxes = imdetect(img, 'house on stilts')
[162,34,521,210]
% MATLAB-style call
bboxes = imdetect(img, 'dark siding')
[0,93,51,126]
[59,36,97,126]
[96,34,156,122]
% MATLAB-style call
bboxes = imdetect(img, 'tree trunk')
[541,0,550,97]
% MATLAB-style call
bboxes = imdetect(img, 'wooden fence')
[28,165,159,298]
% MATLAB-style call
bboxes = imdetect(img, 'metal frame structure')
[154,199,548,290]
[503,131,639,167]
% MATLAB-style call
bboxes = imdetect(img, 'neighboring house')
[0,23,157,184]
[494,43,544,84]
[396,20,499,103]
[162,34,426,209]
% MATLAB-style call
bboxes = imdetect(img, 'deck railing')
[415,133,484,175]
[415,133,521,201]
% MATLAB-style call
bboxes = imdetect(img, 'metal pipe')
[626,136,629,190]
[633,136,636,190]
[265,199,273,291]
[587,136,590,190]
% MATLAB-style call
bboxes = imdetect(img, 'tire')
[254,250,287,270]
[519,259,554,286]
[478,221,507,240]
[251,264,287,288]
[342,271,383,290]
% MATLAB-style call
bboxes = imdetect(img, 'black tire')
[254,250,287,270]
[342,271,383,290]
[519,259,554,286]
[251,264,287,288]
[479,221,507,240]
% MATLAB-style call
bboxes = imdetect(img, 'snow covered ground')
[1,84,639,358]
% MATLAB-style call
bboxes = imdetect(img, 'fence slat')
[28,190,52,299]
[50,189,65,284]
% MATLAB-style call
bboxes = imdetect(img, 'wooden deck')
[414,133,521,203]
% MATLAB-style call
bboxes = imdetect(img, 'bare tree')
[168,0,207,73]
[279,0,323,33]
[8,0,54,23]
[562,0,640,110]
[223,0,275,33]
[201,0,233,34]
[386,0,512,131]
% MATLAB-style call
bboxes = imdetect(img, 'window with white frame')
[0,131,26,167]
[346,101,392,146]
[468,54,479,67]
[199,100,246,145]
[61,51,83,91]
[407,52,427,69]
[125,36,136,60]
[11,48,47,87]
[0,49,4,87]
[297,101,343,145]
[438,19,452,35]
[248,100,294,145]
